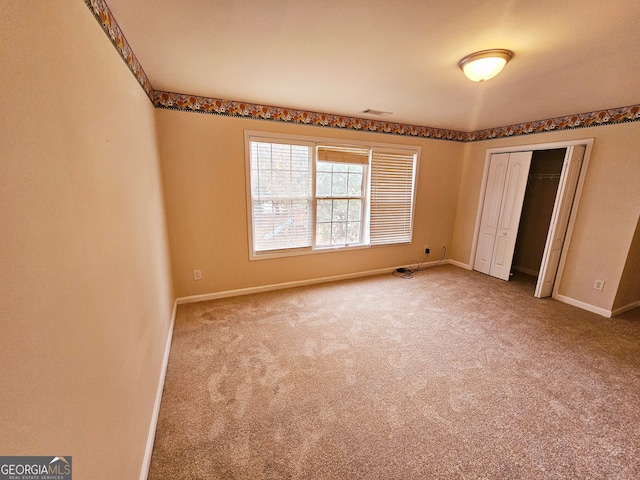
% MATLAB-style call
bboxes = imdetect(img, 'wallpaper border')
[153,91,640,142]
[85,0,640,143]
[470,105,640,142]
[83,0,154,100]
[152,91,468,141]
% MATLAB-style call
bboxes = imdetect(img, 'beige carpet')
[148,265,640,479]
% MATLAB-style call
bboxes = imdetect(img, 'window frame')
[314,145,370,250]
[247,137,315,255]
[245,130,419,260]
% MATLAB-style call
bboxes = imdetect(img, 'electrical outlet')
[424,245,430,254]
[593,279,604,291]
[193,269,202,281]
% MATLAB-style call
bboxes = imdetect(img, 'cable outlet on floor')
[193,269,202,281]
[593,279,604,291]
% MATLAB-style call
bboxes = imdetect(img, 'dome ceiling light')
[458,49,514,82]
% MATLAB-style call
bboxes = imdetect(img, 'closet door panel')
[473,153,509,274]
[475,232,496,272]
[489,151,533,280]
[492,235,510,268]
[535,146,585,298]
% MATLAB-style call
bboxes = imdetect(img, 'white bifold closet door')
[474,151,533,280]
[534,145,585,298]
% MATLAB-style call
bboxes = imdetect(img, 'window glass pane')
[316,172,331,197]
[316,200,332,222]
[331,222,346,245]
[331,172,348,196]
[348,199,362,221]
[253,199,312,251]
[251,143,258,171]
[254,170,273,197]
[254,142,272,170]
[316,222,331,247]
[347,172,363,196]
[347,221,361,243]
[316,161,332,172]
[272,170,291,196]
[272,144,291,170]
[291,171,310,196]
[332,200,348,222]
[291,145,309,170]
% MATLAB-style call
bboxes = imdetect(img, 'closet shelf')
[529,173,561,180]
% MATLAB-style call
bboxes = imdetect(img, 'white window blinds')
[369,149,417,246]
[317,145,370,164]
[250,141,313,252]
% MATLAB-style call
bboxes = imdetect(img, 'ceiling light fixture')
[458,49,513,82]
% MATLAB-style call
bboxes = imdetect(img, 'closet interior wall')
[512,148,566,277]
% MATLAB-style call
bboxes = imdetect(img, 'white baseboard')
[139,300,177,480]
[611,300,640,317]
[178,266,397,304]
[447,259,471,270]
[554,294,612,318]
[177,261,454,305]
[512,265,539,276]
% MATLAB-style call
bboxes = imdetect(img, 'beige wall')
[0,2,173,479]
[156,109,464,298]
[451,121,640,313]
[613,216,640,312]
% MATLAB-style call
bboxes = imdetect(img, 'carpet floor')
[148,265,640,479]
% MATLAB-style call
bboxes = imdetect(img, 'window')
[246,132,418,259]
[315,145,369,247]
[249,140,313,253]
[369,149,417,246]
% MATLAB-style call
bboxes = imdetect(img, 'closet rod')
[528,173,561,180]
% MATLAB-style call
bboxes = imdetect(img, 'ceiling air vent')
[360,109,393,116]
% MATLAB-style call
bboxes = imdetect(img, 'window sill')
[250,243,372,261]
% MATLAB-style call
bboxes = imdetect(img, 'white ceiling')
[106,0,640,132]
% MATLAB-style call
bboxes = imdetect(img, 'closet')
[473,145,586,298]
[512,149,565,278]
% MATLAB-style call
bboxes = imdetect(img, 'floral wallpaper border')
[85,0,640,142]
[470,105,640,142]
[152,91,468,141]
[83,0,153,100]
[153,91,640,142]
